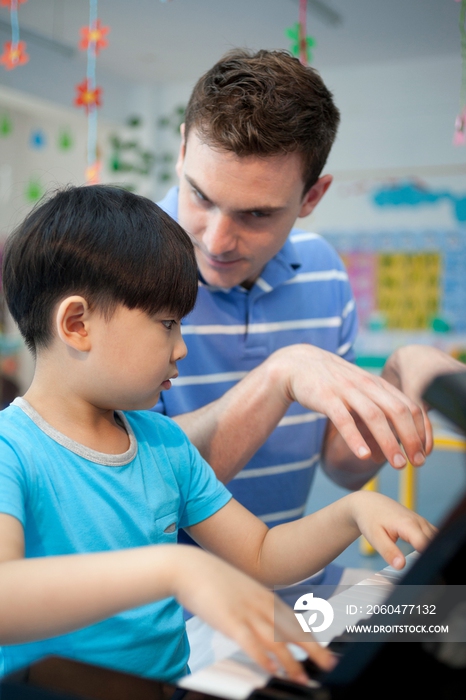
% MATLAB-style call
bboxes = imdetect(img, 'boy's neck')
[23,367,130,456]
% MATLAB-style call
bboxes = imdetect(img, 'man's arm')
[174,343,429,484]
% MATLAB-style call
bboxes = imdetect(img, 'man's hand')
[174,343,445,486]
[270,344,428,472]
[382,344,465,455]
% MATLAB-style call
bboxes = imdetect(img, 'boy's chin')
[116,392,161,412]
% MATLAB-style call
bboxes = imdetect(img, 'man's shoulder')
[156,187,179,221]
[286,226,346,272]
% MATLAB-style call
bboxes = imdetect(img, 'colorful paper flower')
[74,79,102,113]
[0,40,29,70]
[79,20,109,54]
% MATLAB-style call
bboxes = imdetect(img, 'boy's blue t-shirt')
[0,399,232,681]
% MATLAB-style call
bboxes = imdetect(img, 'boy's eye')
[161,320,177,330]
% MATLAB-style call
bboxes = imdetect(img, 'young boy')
[0,185,436,685]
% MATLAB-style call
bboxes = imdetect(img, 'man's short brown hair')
[184,48,340,194]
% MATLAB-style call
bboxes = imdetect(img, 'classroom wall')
[150,53,466,232]
[1,47,464,394]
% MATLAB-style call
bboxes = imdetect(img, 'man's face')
[176,129,331,289]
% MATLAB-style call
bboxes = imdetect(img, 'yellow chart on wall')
[376,252,441,329]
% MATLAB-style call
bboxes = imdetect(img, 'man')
[154,49,461,595]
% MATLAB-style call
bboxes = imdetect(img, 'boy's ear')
[175,123,186,178]
[298,174,333,218]
[56,296,92,352]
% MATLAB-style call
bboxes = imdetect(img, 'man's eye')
[194,188,207,202]
[161,320,176,330]
[250,211,269,218]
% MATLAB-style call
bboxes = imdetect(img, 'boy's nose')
[174,334,188,362]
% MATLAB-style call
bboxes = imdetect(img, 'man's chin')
[197,263,245,290]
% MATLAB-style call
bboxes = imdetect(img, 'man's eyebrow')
[185,175,285,214]
[185,175,211,202]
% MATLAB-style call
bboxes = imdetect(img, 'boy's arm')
[188,492,436,588]
[0,513,332,682]
[174,344,429,484]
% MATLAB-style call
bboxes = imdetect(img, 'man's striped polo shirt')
[155,186,358,532]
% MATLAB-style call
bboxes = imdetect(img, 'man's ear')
[56,296,92,352]
[175,123,186,179]
[298,174,333,218]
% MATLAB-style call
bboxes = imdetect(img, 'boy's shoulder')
[0,402,31,439]
[122,409,193,449]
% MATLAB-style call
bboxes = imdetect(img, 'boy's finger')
[297,640,337,672]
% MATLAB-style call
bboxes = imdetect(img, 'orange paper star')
[74,79,102,113]
[79,20,110,54]
[0,40,29,69]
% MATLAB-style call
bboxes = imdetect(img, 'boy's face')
[176,128,331,289]
[86,305,187,410]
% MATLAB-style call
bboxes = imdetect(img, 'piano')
[1,371,466,700]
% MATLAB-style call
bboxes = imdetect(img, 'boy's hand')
[348,491,437,570]
[174,547,336,684]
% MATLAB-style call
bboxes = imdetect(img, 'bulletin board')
[322,229,466,368]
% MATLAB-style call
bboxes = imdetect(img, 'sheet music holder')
[1,371,466,700]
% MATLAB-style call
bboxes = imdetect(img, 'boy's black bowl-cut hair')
[2,185,199,354]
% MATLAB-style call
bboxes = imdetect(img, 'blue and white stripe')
[155,187,358,531]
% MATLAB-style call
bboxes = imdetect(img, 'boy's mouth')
[161,373,178,390]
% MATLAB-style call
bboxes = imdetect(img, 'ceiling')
[0,0,462,86]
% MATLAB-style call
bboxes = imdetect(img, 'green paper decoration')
[0,113,12,137]
[157,105,186,135]
[286,22,316,64]
[58,128,74,151]
[25,177,44,203]
[108,134,156,176]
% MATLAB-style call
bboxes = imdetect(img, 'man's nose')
[202,213,237,256]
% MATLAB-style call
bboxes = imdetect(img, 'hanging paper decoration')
[0,0,29,70]
[285,0,315,65]
[453,0,466,145]
[74,0,109,184]
[79,19,109,54]
[74,78,102,113]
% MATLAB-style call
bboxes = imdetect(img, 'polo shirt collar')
[198,236,302,297]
